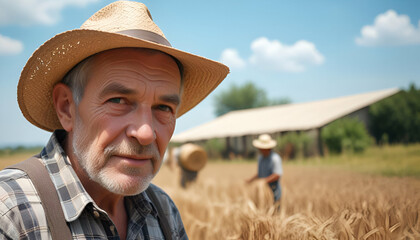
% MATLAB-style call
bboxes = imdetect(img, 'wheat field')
[1,152,419,239]
[153,161,420,240]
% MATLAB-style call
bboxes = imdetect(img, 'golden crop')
[154,162,420,240]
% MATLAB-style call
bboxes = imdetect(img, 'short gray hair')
[61,54,95,105]
[61,48,184,105]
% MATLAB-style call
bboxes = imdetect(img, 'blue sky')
[0,0,419,147]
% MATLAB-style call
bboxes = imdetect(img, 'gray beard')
[72,116,160,196]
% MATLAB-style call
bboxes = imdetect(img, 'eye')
[157,104,173,113]
[108,98,126,104]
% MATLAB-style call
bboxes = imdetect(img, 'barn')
[171,88,399,158]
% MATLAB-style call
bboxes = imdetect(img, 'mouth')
[113,154,153,167]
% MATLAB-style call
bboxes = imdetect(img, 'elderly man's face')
[72,48,181,196]
[259,148,271,157]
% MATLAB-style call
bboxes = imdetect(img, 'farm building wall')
[218,106,373,160]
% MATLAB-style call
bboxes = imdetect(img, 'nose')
[126,107,156,146]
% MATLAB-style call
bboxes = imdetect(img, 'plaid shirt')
[0,130,187,239]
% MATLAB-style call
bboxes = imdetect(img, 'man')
[247,134,283,203]
[168,144,207,188]
[0,1,228,239]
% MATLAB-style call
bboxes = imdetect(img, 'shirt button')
[93,210,100,218]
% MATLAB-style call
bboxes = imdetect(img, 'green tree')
[369,83,420,143]
[203,138,225,159]
[214,82,289,116]
[276,132,313,160]
[321,117,371,154]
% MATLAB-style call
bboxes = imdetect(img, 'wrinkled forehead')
[78,48,182,105]
[92,48,182,81]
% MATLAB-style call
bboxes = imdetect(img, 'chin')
[97,171,154,196]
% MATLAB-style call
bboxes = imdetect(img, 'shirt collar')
[39,130,157,222]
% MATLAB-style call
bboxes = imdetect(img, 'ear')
[53,83,76,132]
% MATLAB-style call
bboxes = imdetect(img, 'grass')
[287,143,420,178]
[0,146,42,156]
[0,149,41,169]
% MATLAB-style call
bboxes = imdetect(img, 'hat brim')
[252,140,277,149]
[18,29,229,132]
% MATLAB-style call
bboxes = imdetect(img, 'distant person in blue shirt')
[247,134,283,203]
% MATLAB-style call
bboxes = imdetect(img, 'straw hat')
[179,144,207,172]
[252,134,277,149]
[17,1,229,132]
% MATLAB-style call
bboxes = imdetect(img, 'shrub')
[203,138,226,159]
[277,132,313,160]
[321,117,371,154]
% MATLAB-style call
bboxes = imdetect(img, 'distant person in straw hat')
[0,1,228,239]
[247,134,283,203]
[175,144,207,188]
[164,144,207,188]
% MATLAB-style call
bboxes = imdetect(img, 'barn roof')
[171,88,399,142]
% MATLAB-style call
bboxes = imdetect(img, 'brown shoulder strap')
[6,155,72,240]
[146,187,173,239]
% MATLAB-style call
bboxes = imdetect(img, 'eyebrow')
[160,94,181,107]
[99,83,137,99]
[99,82,180,106]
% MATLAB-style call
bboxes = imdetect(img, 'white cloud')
[249,37,324,72]
[0,34,23,55]
[356,10,420,46]
[0,0,99,26]
[220,48,246,69]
